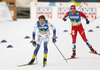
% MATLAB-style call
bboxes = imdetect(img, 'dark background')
[38,0,100,2]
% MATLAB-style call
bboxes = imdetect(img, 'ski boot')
[43,58,47,67]
[71,50,76,58]
[89,46,97,54]
[28,58,35,65]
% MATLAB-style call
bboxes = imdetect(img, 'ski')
[17,64,31,67]
[89,52,100,56]
[17,63,37,67]
[65,57,79,60]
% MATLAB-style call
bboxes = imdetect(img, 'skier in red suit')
[63,5,97,58]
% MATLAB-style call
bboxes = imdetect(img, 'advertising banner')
[36,7,52,19]
[30,2,100,19]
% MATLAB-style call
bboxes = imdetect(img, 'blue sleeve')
[53,29,56,37]
[85,17,87,19]
[33,32,35,40]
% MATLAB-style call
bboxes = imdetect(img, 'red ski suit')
[65,11,87,43]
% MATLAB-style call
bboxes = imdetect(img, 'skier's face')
[39,19,45,25]
[71,9,76,15]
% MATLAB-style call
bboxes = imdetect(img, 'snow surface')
[0,18,100,70]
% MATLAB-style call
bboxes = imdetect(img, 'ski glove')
[52,37,57,43]
[31,40,36,46]
[63,17,67,21]
[86,19,90,24]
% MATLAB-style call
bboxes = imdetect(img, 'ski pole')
[35,45,38,63]
[90,16,100,22]
[77,2,86,10]
[35,56,38,63]
[53,43,68,62]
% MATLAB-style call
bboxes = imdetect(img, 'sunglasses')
[71,10,76,12]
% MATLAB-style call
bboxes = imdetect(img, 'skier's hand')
[63,17,67,21]
[52,37,57,43]
[31,40,36,46]
[86,19,90,24]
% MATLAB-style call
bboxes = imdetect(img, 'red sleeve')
[65,12,69,17]
[79,11,86,18]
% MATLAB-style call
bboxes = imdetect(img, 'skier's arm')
[48,22,56,37]
[79,11,90,24]
[63,12,69,21]
[48,22,56,43]
[33,23,37,40]
[32,23,37,46]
